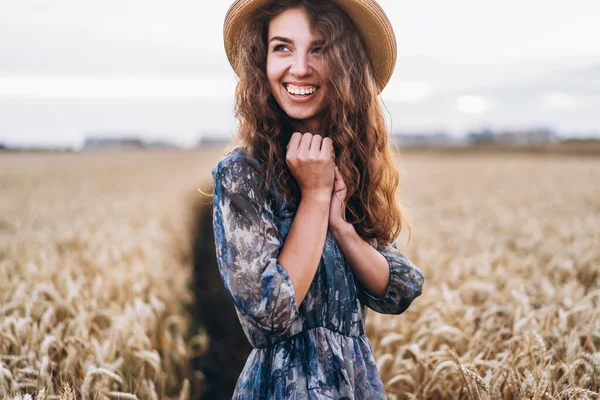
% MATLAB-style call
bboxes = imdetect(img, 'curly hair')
[229,0,412,245]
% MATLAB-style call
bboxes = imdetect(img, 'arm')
[281,131,335,307]
[212,155,331,336]
[212,158,300,336]
[278,192,330,308]
[332,224,424,315]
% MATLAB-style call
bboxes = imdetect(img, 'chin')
[275,95,325,127]
[282,105,320,121]
[286,111,315,121]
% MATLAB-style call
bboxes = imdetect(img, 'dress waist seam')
[253,324,364,349]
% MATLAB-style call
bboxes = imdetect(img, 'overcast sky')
[1,0,599,148]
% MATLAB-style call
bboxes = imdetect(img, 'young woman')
[212,0,424,398]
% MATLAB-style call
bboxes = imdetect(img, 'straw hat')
[223,0,397,93]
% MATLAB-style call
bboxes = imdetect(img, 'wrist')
[331,221,356,240]
[301,189,332,205]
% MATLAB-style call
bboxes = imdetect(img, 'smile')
[283,83,319,97]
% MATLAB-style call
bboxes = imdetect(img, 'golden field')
[0,147,598,399]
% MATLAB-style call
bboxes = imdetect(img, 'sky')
[0,0,599,148]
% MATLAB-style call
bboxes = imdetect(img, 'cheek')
[266,57,287,81]
[266,63,279,91]
[266,57,274,80]
[316,62,329,85]
[266,76,279,98]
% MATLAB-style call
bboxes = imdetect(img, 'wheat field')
[0,147,598,399]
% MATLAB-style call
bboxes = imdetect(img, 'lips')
[283,87,318,104]
[283,83,320,96]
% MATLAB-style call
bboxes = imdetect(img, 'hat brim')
[223,0,397,93]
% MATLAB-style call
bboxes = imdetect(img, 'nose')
[289,53,311,77]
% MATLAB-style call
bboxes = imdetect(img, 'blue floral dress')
[211,146,424,399]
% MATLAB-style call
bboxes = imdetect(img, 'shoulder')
[212,146,268,193]
[213,146,263,176]
[213,146,249,169]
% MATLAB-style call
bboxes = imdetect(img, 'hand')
[329,165,353,234]
[286,132,334,201]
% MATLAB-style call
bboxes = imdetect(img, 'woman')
[212,0,424,398]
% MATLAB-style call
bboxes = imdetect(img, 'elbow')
[392,284,423,315]
[376,245,425,313]
[394,296,419,315]
[226,260,300,336]
[405,267,425,303]
[404,283,424,309]
[245,304,298,336]
[391,265,425,314]
[236,281,299,336]
[411,268,425,298]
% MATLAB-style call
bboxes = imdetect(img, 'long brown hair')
[230,0,412,245]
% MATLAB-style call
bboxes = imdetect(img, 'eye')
[273,44,290,52]
[312,47,322,54]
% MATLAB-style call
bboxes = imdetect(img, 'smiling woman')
[266,8,328,133]
[209,0,424,399]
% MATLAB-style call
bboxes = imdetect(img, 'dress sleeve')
[212,158,299,336]
[356,239,424,315]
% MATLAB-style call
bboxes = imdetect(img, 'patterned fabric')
[212,146,424,399]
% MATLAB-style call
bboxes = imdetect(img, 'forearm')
[332,224,390,298]
[278,193,330,307]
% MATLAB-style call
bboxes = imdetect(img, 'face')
[266,7,328,134]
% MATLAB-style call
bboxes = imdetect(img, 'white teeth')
[286,84,317,96]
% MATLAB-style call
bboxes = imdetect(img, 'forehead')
[268,7,323,41]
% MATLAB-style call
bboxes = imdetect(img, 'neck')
[295,118,323,136]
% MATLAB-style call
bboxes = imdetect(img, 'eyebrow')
[269,36,325,46]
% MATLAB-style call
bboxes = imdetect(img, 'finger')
[310,135,323,156]
[335,165,347,186]
[286,132,302,156]
[299,132,313,156]
[334,165,341,181]
[321,137,333,159]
